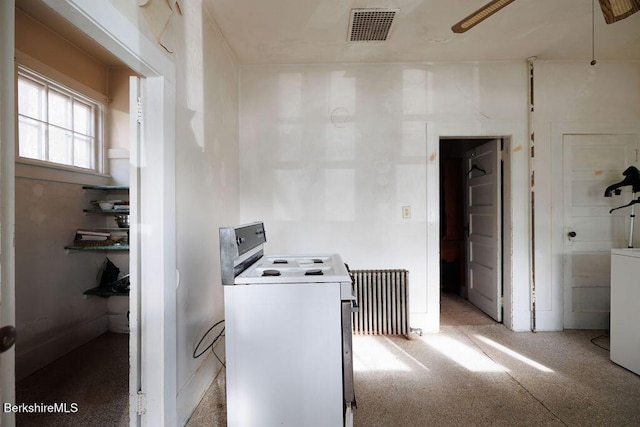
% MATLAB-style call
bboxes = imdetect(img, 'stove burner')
[273,259,288,264]
[305,269,324,276]
[262,269,281,277]
[312,259,323,264]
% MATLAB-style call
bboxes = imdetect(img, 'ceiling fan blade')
[451,0,517,33]
[598,0,640,24]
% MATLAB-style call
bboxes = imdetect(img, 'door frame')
[427,122,529,332]
[1,0,177,425]
[438,137,499,302]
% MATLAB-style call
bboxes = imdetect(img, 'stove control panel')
[234,222,266,255]
[219,221,266,285]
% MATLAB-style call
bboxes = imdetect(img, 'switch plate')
[402,206,411,219]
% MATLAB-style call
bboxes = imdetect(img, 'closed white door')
[465,139,502,322]
[563,134,639,329]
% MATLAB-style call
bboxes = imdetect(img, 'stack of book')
[73,229,114,247]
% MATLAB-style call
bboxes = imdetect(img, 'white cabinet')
[610,249,640,375]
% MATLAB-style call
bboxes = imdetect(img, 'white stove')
[235,253,355,300]
[219,222,356,427]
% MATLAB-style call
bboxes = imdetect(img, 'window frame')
[16,64,106,175]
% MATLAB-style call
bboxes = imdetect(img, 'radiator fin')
[351,269,409,338]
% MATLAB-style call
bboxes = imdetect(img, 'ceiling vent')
[348,8,398,42]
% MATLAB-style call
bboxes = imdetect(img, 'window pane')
[73,101,93,136]
[49,126,72,165]
[18,77,45,120]
[18,68,102,173]
[48,89,72,129]
[18,116,45,159]
[74,134,93,169]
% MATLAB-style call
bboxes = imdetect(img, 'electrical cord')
[193,319,226,367]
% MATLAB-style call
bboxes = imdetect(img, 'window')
[17,66,102,171]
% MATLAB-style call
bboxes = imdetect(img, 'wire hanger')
[610,197,640,214]
[466,163,487,177]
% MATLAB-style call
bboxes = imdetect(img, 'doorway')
[0,0,181,424]
[3,0,178,423]
[13,3,134,423]
[439,137,504,324]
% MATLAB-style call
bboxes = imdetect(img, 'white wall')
[533,60,640,331]
[239,62,531,332]
[240,61,640,333]
[171,1,240,423]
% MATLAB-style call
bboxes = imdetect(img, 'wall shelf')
[65,244,129,252]
[83,286,129,298]
[82,185,129,191]
[69,184,130,300]
[83,208,130,214]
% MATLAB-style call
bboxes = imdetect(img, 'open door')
[0,2,16,424]
[129,76,142,425]
[465,139,502,322]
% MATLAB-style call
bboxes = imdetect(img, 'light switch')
[402,206,411,219]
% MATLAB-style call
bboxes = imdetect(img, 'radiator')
[350,269,410,338]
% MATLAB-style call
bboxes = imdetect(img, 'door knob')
[0,325,16,353]
[567,231,577,238]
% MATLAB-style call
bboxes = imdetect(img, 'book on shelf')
[75,229,110,241]
[76,229,110,237]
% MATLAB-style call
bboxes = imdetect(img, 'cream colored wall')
[107,67,131,152]
[15,8,108,95]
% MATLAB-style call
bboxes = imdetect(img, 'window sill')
[16,159,111,186]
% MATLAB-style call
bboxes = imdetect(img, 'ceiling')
[16,0,125,67]
[15,0,640,66]
[203,0,640,65]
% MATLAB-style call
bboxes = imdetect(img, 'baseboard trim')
[177,338,225,426]
[16,315,109,381]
